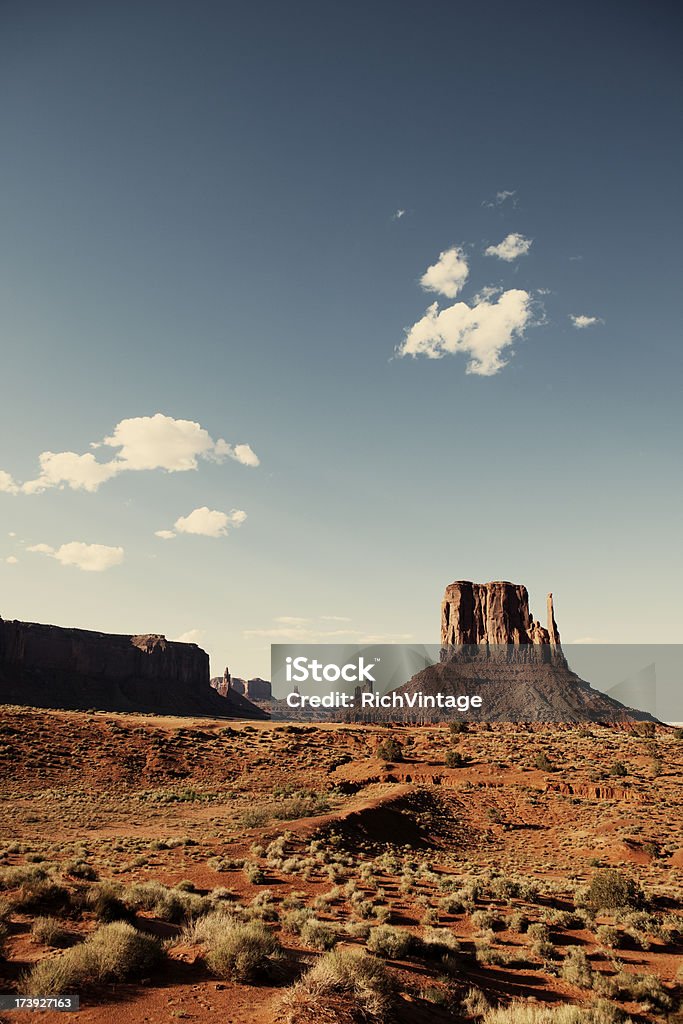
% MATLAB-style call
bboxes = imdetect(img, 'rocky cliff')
[0,617,267,718]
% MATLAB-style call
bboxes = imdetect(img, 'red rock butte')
[441,580,561,647]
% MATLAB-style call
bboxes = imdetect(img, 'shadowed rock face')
[0,617,267,718]
[441,581,561,647]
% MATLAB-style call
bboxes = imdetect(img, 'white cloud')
[398,288,532,375]
[392,209,406,220]
[482,189,517,209]
[320,615,351,622]
[212,440,260,467]
[1,413,260,495]
[154,529,176,540]
[275,616,311,626]
[5,555,18,565]
[420,247,469,299]
[171,506,247,539]
[485,233,532,261]
[569,314,602,329]
[8,532,16,537]
[22,452,120,494]
[28,541,124,572]
[174,629,205,645]
[0,471,18,494]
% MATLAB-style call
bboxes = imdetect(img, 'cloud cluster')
[0,413,259,495]
[156,506,247,540]
[482,189,517,208]
[485,233,532,261]
[570,314,602,329]
[398,289,532,376]
[27,541,124,572]
[420,247,469,298]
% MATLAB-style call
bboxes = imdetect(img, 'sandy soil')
[0,707,680,1023]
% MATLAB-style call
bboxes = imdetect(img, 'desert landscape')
[0,708,681,1023]
[0,583,681,1024]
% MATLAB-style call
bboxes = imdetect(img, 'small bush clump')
[21,922,162,995]
[204,919,282,982]
[279,948,394,1024]
[585,870,643,911]
[375,737,403,763]
[366,924,412,959]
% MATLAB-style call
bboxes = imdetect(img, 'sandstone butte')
[0,617,267,719]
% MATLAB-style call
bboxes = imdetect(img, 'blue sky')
[1,1,681,678]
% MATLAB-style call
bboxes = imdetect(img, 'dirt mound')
[313,787,485,854]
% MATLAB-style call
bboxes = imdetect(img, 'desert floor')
[0,706,681,1023]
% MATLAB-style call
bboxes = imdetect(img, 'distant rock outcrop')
[0,617,267,719]
[245,677,272,701]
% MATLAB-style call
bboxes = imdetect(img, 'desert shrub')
[594,970,672,1010]
[527,923,550,942]
[585,870,642,911]
[508,911,529,933]
[241,807,271,827]
[419,926,460,957]
[366,924,412,959]
[87,921,162,980]
[248,890,279,922]
[207,855,244,871]
[471,910,500,932]
[14,879,72,915]
[595,925,622,949]
[64,859,98,881]
[446,749,470,768]
[87,882,132,923]
[673,727,683,740]
[31,916,73,947]
[124,881,207,922]
[275,795,330,820]
[0,865,48,890]
[440,893,466,914]
[204,919,282,982]
[300,918,339,950]
[21,922,162,995]
[475,941,512,966]
[283,908,315,935]
[482,1004,628,1024]
[609,761,627,778]
[279,948,394,1024]
[561,946,594,988]
[462,986,491,1017]
[243,862,266,884]
[449,721,468,735]
[375,737,403,762]
[535,752,553,771]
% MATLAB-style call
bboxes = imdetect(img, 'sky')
[1,0,681,680]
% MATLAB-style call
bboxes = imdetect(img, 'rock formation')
[0,617,267,719]
[389,581,655,723]
[245,677,272,701]
[441,581,561,647]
